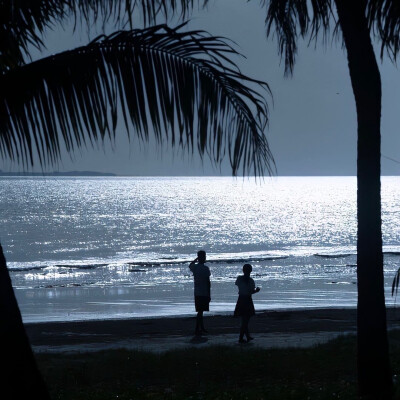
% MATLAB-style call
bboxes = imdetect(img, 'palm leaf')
[367,0,400,60]
[392,267,400,298]
[0,24,274,176]
[392,267,400,307]
[263,0,400,74]
[0,1,208,73]
[263,0,334,76]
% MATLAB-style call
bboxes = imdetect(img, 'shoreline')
[22,305,358,325]
[26,307,400,353]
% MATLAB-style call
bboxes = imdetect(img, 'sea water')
[1,176,400,322]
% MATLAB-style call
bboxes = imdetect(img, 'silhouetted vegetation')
[0,3,274,175]
[0,1,274,398]
[2,1,400,398]
[0,245,50,399]
[35,332,400,400]
[262,1,400,396]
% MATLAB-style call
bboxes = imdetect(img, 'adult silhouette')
[234,264,260,343]
[189,250,211,335]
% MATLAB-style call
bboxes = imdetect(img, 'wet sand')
[26,307,400,353]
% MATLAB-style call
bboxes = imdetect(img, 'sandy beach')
[26,307,400,353]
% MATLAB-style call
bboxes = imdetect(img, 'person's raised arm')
[189,257,198,271]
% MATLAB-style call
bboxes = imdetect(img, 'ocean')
[1,176,400,323]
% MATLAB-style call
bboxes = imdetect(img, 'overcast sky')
[2,0,400,176]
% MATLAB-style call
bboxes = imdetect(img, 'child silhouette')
[234,264,260,343]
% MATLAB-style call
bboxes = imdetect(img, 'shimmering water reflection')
[1,176,399,322]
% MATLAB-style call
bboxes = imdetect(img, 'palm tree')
[261,0,399,397]
[0,1,274,398]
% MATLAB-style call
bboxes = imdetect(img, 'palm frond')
[0,1,208,73]
[0,24,274,176]
[262,0,334,75]
[392,267,400,304]
[367,0,400,61]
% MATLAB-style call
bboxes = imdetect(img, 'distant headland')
[0,170,117,177]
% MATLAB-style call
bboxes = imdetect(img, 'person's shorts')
[195,295,210,312]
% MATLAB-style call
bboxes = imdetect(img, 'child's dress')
[234,275,256,317]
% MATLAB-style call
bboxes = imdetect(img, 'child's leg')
[239,315,251,341]
[244,316,252,340]
[239,316,247,340]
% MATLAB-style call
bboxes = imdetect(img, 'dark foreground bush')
[36,332,400,400]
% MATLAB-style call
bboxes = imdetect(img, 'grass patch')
[35,333,400,399]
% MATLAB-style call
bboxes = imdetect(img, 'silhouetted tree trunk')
[0,244,50,399]
[335,0,392,397]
